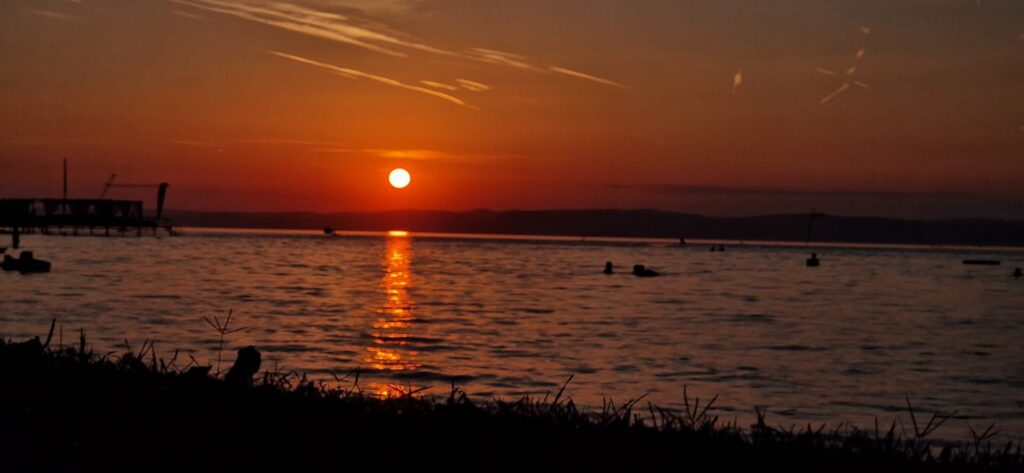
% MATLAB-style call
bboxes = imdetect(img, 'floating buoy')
[806,253,820,267]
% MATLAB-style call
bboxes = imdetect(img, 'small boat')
[323,226,335,236]
[1,252,51,274]
[963,259,1000,266]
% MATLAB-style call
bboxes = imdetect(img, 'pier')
[1,160,173,240]
[0,195,173,237]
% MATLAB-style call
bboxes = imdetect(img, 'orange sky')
[1,0,1022,218]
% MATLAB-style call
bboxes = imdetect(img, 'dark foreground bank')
[1,333,1021,472]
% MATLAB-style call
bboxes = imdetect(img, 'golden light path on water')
[365,232,420,397]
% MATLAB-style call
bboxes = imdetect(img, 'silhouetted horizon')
[166,208,1024,246]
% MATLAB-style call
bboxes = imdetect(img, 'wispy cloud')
[466,48,539,71]
[467,49,625,89]
[420,80,459,91]
[308,147,524,161]
[303,0,423,15]
[25,9,81,21]
[173,0,458,58]
[172,9,209,21]
[230,138,348,146]
[172,139,221,147]
[173,1,628,90]
[549,66,628,89]
[455,79,490,92]
[172,139,224,152]
[269,51,471,108]
[311,148,441,159]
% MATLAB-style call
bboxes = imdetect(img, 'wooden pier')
[0,197,173,237]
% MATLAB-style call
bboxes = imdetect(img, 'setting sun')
[388,168,411,189]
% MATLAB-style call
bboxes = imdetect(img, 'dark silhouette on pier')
[1014,268,1022,278]
[603,261,614,274]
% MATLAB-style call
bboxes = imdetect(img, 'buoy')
[806,253,820,267]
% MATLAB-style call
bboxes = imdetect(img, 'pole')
[62,158,68,218]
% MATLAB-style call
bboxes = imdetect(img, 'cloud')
[311,148,441,159]
[171,139,224,152]
[549,66,628,89]
[172,10,209,21]
[466,48,540,71]
[230,138,348,146]
[420,80,459,91]
[455,79,490,92]
[172,139,220,147]
[174,1,628,90]
[301,0,423,15]
[269,51,471,108]
[174,0,458,58]
[467,49,625,89]
[24,9,81,21]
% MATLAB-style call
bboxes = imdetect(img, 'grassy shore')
[1,330,1021,471]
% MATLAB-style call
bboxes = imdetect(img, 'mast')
[62,158,68,215]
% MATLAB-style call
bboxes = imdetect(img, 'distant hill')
[165,209,1024,246]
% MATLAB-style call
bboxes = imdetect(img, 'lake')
[2,228,1022,442]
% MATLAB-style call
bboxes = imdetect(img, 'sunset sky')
[1,0,1022,218]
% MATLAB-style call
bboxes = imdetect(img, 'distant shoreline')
[171,226,1024,254]
[164,209,1024,247]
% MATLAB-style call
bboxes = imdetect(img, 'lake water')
[2,228,1023,442]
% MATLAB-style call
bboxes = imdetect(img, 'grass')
[1,324,1022,471]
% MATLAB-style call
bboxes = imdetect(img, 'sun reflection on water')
[365,233,421,397]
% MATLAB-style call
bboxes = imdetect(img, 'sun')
[388,168,411,189]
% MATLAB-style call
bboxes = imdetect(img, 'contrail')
[269,51,471,108]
